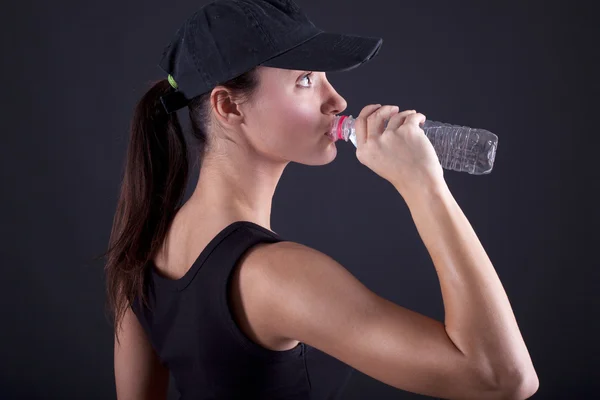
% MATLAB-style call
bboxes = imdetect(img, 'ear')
[210,86,243,128]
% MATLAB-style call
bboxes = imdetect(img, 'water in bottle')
[328,115,498,175]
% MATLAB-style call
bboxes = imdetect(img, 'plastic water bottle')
[329,115,499,175]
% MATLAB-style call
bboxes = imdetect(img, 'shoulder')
[246,240,333,265]
[239,240,381,336]
[243,241,347,280]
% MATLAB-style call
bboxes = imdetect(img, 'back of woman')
[105,1,538,399]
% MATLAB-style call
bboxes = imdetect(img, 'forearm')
[401,182,537,391]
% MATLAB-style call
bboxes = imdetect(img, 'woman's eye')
[299,73,313,87]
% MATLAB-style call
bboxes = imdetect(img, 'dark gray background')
[1,0,597,399]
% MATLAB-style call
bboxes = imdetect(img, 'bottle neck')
[336,115,351,140]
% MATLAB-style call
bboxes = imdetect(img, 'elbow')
[497,370,540,400]
[513,372,539,399]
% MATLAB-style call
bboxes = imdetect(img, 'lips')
[324,130,336,141]
[324,120,337,140]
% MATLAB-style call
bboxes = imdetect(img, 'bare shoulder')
[250,240,380,318]
[244,240,391,345]
[243,240,507,400]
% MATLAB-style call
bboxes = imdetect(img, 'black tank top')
[131,221,354,399]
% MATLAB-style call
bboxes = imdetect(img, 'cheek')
[248,89,324,153]
[271,103,321,137]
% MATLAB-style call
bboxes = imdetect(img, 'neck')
[185,148,289,231]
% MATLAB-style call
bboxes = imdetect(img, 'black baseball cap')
[159,0,383,114]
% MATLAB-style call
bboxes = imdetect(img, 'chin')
[300,144,338,166]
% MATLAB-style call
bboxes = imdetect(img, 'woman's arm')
[114,306,169,400]
[401,182,539,397]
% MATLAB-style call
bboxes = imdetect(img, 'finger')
[367,105,399,139]
[386,110,417,131]
[355,104,383,146]
[370,105,399,138]
[403,112,427,129]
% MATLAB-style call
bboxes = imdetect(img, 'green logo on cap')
[168,74,178,90]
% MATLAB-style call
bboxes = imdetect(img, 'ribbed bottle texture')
[330,115,498,175]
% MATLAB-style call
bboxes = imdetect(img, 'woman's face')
[237,66,348,166]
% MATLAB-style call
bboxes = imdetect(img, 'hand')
[353,104,445,195]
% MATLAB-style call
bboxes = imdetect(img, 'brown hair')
[98,67,260,345]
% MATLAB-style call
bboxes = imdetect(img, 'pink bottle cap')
[336,115,349,140]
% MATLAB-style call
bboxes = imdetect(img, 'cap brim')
[259,32,383,73]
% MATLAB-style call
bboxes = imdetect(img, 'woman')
[103,0,538,399]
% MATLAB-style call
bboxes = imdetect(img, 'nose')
[323,86,348,116]
[332,94,348,115]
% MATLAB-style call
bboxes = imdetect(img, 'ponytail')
[103,79,188,345]
[100,68,260,346]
